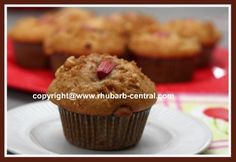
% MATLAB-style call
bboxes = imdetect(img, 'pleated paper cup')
[197,45,215,67]
[59,107,150,150]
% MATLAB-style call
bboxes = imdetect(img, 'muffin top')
[44,23,126,56]
[48,53,157,116]
[106,12,158,35]
[9,8,95,43]
[128,26,201,58]
[9,17,54,43]
[49,8,95,26]
[81,16,127,35]
[162,19,221,47]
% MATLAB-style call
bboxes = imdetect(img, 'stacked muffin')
[9,8,221,83]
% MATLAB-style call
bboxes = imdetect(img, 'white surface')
[7,101,212,155]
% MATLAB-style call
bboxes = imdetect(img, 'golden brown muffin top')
[9,17,54,43]
[44,22,126,56]
[81,16,127,35]
[48,53,157,116]
[128,25,202,58]
[162,19,221,47]
[106,12,159,35]
[9,8,95,43]
[49,8,95,26]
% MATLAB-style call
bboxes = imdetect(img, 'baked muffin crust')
[128,27,201,58]
[44,23,126,56]
[9,17,54,43]
[48,53,157,116]
[49,8,95,27]
[106,12,158,34]
[163,19,221,47]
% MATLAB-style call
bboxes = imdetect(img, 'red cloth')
[7,39,228,94]
[157,48,228,94]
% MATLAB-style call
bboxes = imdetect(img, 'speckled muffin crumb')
[49,8,96,27]
[128,26,201,58]
[9,17,54,43]
[106,12,159,35]
[48,53,156,116]
[44,23,126,56]
[76,16,128,35]
[162,19,221,47]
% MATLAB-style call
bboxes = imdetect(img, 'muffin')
[43,8,96,27]
[9,17,53,68]
[48,53,157,150]
[106,12,159,36]
[44,23,127,72]
[76,16,127,36]
[163,19,221,67]
[128,27,202,83]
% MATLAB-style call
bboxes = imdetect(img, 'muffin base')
[13,41,49,69]
[197,45,215,67]
[125,49,135,61]
[49,54,70,73]
[59,107,150,151]
[134,55,197,83]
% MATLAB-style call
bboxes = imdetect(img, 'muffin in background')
[104,13,159,61]
[8,17,53,68]
[128,26,202,83]
[78,16,128,36]
[163,19,221,67]
[8,8,95,69]
[42,8,96,27]
[106,12,159,36]
[44,22,127,72]
[48,53,157,150]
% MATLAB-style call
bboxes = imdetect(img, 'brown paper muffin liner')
[49,53,70,73]
[124,49,135,61]
[13,41,49,69]
[133,55,197,83]
[197,45,215,67]
[58,107,150,150]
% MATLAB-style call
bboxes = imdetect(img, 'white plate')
[7,101,212,155]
